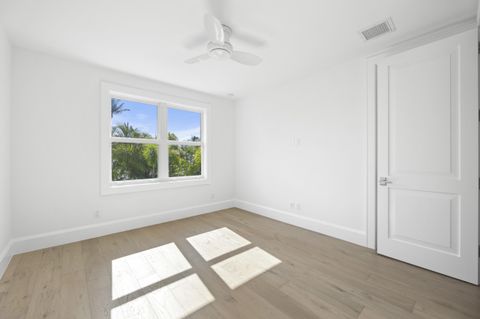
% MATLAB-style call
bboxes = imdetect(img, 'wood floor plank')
[0,208,479,319]
[58,270,92,319]
[0,253,41,319]
[23,249,63,319]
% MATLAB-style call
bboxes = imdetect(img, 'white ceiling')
[0,0,477,98]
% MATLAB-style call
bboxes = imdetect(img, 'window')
[168,108,202,177]
[101,83,209,194]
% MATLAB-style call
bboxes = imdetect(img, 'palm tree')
[111,123,157,181]
[111,98,130,117]
[168,132,178,141]
[112,123,152,139]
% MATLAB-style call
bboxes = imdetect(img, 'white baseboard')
[233,199,367,247]
[8,200,234,257]
[0,240,13,279]
[1,198,368,279]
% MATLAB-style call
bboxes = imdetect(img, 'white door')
[377,29,478,284]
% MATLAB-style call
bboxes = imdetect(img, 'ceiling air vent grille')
[360,18,395,41]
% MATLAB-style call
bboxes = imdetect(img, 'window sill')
[101,177,210,195]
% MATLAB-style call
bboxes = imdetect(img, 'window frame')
[101,82,210,195]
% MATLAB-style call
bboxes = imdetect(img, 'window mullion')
[158,104,169,179]
[167,141,202,146]
[111,137,159,144]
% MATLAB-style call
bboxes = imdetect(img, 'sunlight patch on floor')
[110,229,281,317]
[111,274,214,319]
[186,227,251,261]
[112,242,192,299]
[211,247,281,289]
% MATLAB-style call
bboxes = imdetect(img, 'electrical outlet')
[94,210,100,218]
[210,193,215,200]
[295,203,301,210]
[289,202,295,209]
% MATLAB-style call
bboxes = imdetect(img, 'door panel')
[389,52,458,177]
[377,29,478,284]
[389,189,459,254]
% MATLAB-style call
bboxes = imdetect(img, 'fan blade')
[231,51,262,66]
[204,14,225,43]
[185,53,210,64]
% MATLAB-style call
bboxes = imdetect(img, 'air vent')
[360,18,395,41]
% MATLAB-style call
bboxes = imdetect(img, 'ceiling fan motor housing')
[185,16,261,66]
[207,41,233,60]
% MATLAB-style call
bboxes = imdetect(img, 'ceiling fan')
[185,14,262,66]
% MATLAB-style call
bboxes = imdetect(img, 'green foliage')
[168,132,178,141]
[112,143,158,181]
[111,122,158,181]
[111,98,130,117]
[112,123,152,138]
[169,145,201,177]
[111,123,201,181]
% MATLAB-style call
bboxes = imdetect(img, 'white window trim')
[100,82,210,195]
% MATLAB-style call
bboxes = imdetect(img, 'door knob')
[379,177,392,186]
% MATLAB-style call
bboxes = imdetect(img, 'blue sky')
[112,99,200,141]
[168,108,201,141]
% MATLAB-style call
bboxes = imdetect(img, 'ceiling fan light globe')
[209,48,231,60]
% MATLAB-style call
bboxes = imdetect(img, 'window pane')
[168,108,201,142]
[112,143,158,181]
[112,98,157,139]
[169,145,201,177]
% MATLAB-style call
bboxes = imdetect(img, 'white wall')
[235,58,368,246]
[0,26,12,269]
[11,48,235,240]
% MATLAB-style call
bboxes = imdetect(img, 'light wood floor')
[0,208,479,319]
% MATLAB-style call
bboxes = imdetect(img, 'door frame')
[365,18,477,250]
